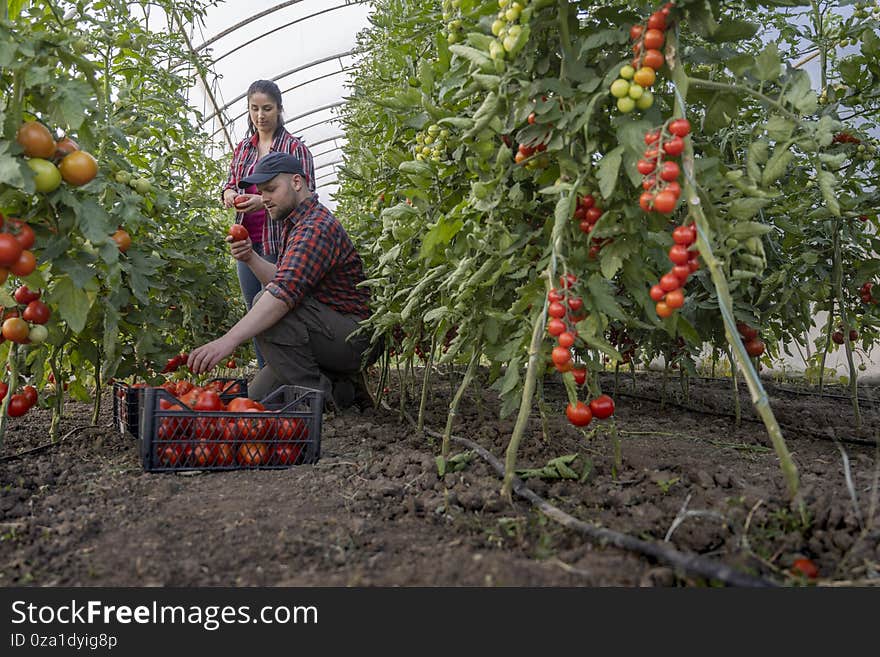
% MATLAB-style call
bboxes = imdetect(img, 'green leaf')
[76,198,113,244]
[448,44,493,72]
[754,43,781,81]
[708,19,759,42]
[782,70,817,114]
[817,169,840,217]
[596,146,623,199]
[419,217,463,260]
[762,145,794,186]
[0,145,27,189]
[50,276,93,334]
[765,115,796,141]
[587,275,626,321]
[725,54,755,76]
[729,198,770,220]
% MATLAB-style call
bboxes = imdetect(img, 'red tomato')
[191,440,216,467]
[643,48,664,70]
[668,244,690,265]
[275,417,308,441]
[237,442,269,466]
[227,397,258,413]
[656,301,673,318]
[589,394,615,419]
[663,136,685,156]
[226,358,236,368]
[736,322,758,341]
[228,224,249,241]
[665,288,685,309]
[13,285,40,305]
[10,249,36,277]
[271,443,304,466]
[7,393,29,417]
[548,302,566,319]
[21,385,37,408]
[176,380,194,395]
[580,194,595,210]
[585,207,603,223]
[647,11,667,30]
[744,339,765,357]
[11,222,35,250]
[650,284,666,301]
[547,318,566,337]
[212,442,236,466]
[566,401,593,427]
[660,273,681,292]
[567,297,583,312]
[551,346,572,367]
[194,389,223,411]
[572,368,587,386]
[237,409,270,441]
[672,225,695,246]
[660,160,680,182]
[0,382,7,401]
[22,300,50,325]
[791,557,818,579]
[557,332,576,348]
[2,317,29,343]
[158,444,184,467]
[643,28,664,49]
[671,264,691,283]
[0,234,23,267]
[653,190,677,214]
[668,119,691,138]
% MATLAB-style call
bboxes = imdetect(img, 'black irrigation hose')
[607,389,879,448]
[602,370,879,405]
[0,426,92,463]
[393,406,777,587]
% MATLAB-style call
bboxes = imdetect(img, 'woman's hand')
[222,189,237,209]
[232,193,264,214]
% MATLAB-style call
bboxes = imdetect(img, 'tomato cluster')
[0,215,38,282]
[831,132,861,145]
[638,118,691,215]
[0,217,52,346]
[488,0,530,60]
[859,281,875,304]
[149,379,307,468]
[831,326,858,345]
[573,194,612,259]
[514,139,548,167]
[565,394,615,428]
[414,123,450,162]
[736,322,766,358]
[160,352,190,374]
[0,382,39,417]
[649,223,698,318]
[547,273,586,375]
[16,120,98,193]
[609,3,674,113]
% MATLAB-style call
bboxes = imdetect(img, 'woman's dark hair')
[246,79,285,136]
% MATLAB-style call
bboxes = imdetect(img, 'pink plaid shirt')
[223,127,316,255]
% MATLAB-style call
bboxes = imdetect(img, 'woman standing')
[222,79,316,368]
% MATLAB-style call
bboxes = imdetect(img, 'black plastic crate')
[138,385,322,472]
[112,378,247,439]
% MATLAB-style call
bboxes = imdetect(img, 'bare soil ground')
[1,369,878,587]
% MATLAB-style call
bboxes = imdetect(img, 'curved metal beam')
[201,50,356,125]
[211,3,365,66]
[312,145,343,160]
[210,101,345,141]
[195,0,307,51]
[215,67,353,136]
[315,159,343,173]
[306,134,344,150]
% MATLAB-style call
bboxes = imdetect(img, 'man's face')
[258,173,301,220]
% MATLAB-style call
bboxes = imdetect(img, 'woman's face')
[248,91,280,133]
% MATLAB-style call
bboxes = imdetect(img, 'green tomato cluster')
[609,65,654,113]
[853,1,880,20]
[414,123,450,162]
[489,0,531,61]
[442,0,464,44]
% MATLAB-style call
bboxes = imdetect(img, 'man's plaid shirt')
[265,195,370,319]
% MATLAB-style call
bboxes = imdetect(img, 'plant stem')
[440,346,480,464]
[686,77,801,123]
[91,351,102,426]
[0,344,19,451]
[502,308,545,500]
[726,345,742,428]
[672,29,801,513]
[832,222,861,427]
[818,293,835,393]
[661,360,668,410]
[417,333,436,433]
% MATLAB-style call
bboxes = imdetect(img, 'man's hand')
[226,234,254,262]
[188,336,238,374]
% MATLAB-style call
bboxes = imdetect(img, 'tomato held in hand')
[589,394,615,419]
[228,224,249,241]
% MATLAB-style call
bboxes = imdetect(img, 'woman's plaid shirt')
[222,127,316,255]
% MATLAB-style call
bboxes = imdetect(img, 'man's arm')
[229,236,278,285]
[187,291,289,373]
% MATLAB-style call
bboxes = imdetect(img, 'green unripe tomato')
[27,158,62,193]
[610,79,630,98]
[491,19,505,36]
[628,83,644,99]
[619,64,635,80]
[503,34,518,52]
[616,96,636,113]
[636,91,654,110]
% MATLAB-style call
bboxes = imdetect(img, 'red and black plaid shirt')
[265,196,370,319]
[222,126,316,255]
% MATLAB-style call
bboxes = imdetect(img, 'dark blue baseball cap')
[239,152,305,187]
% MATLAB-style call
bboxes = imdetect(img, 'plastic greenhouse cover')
[182,0,373,209]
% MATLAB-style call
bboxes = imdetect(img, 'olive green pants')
[247,293,371,406]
